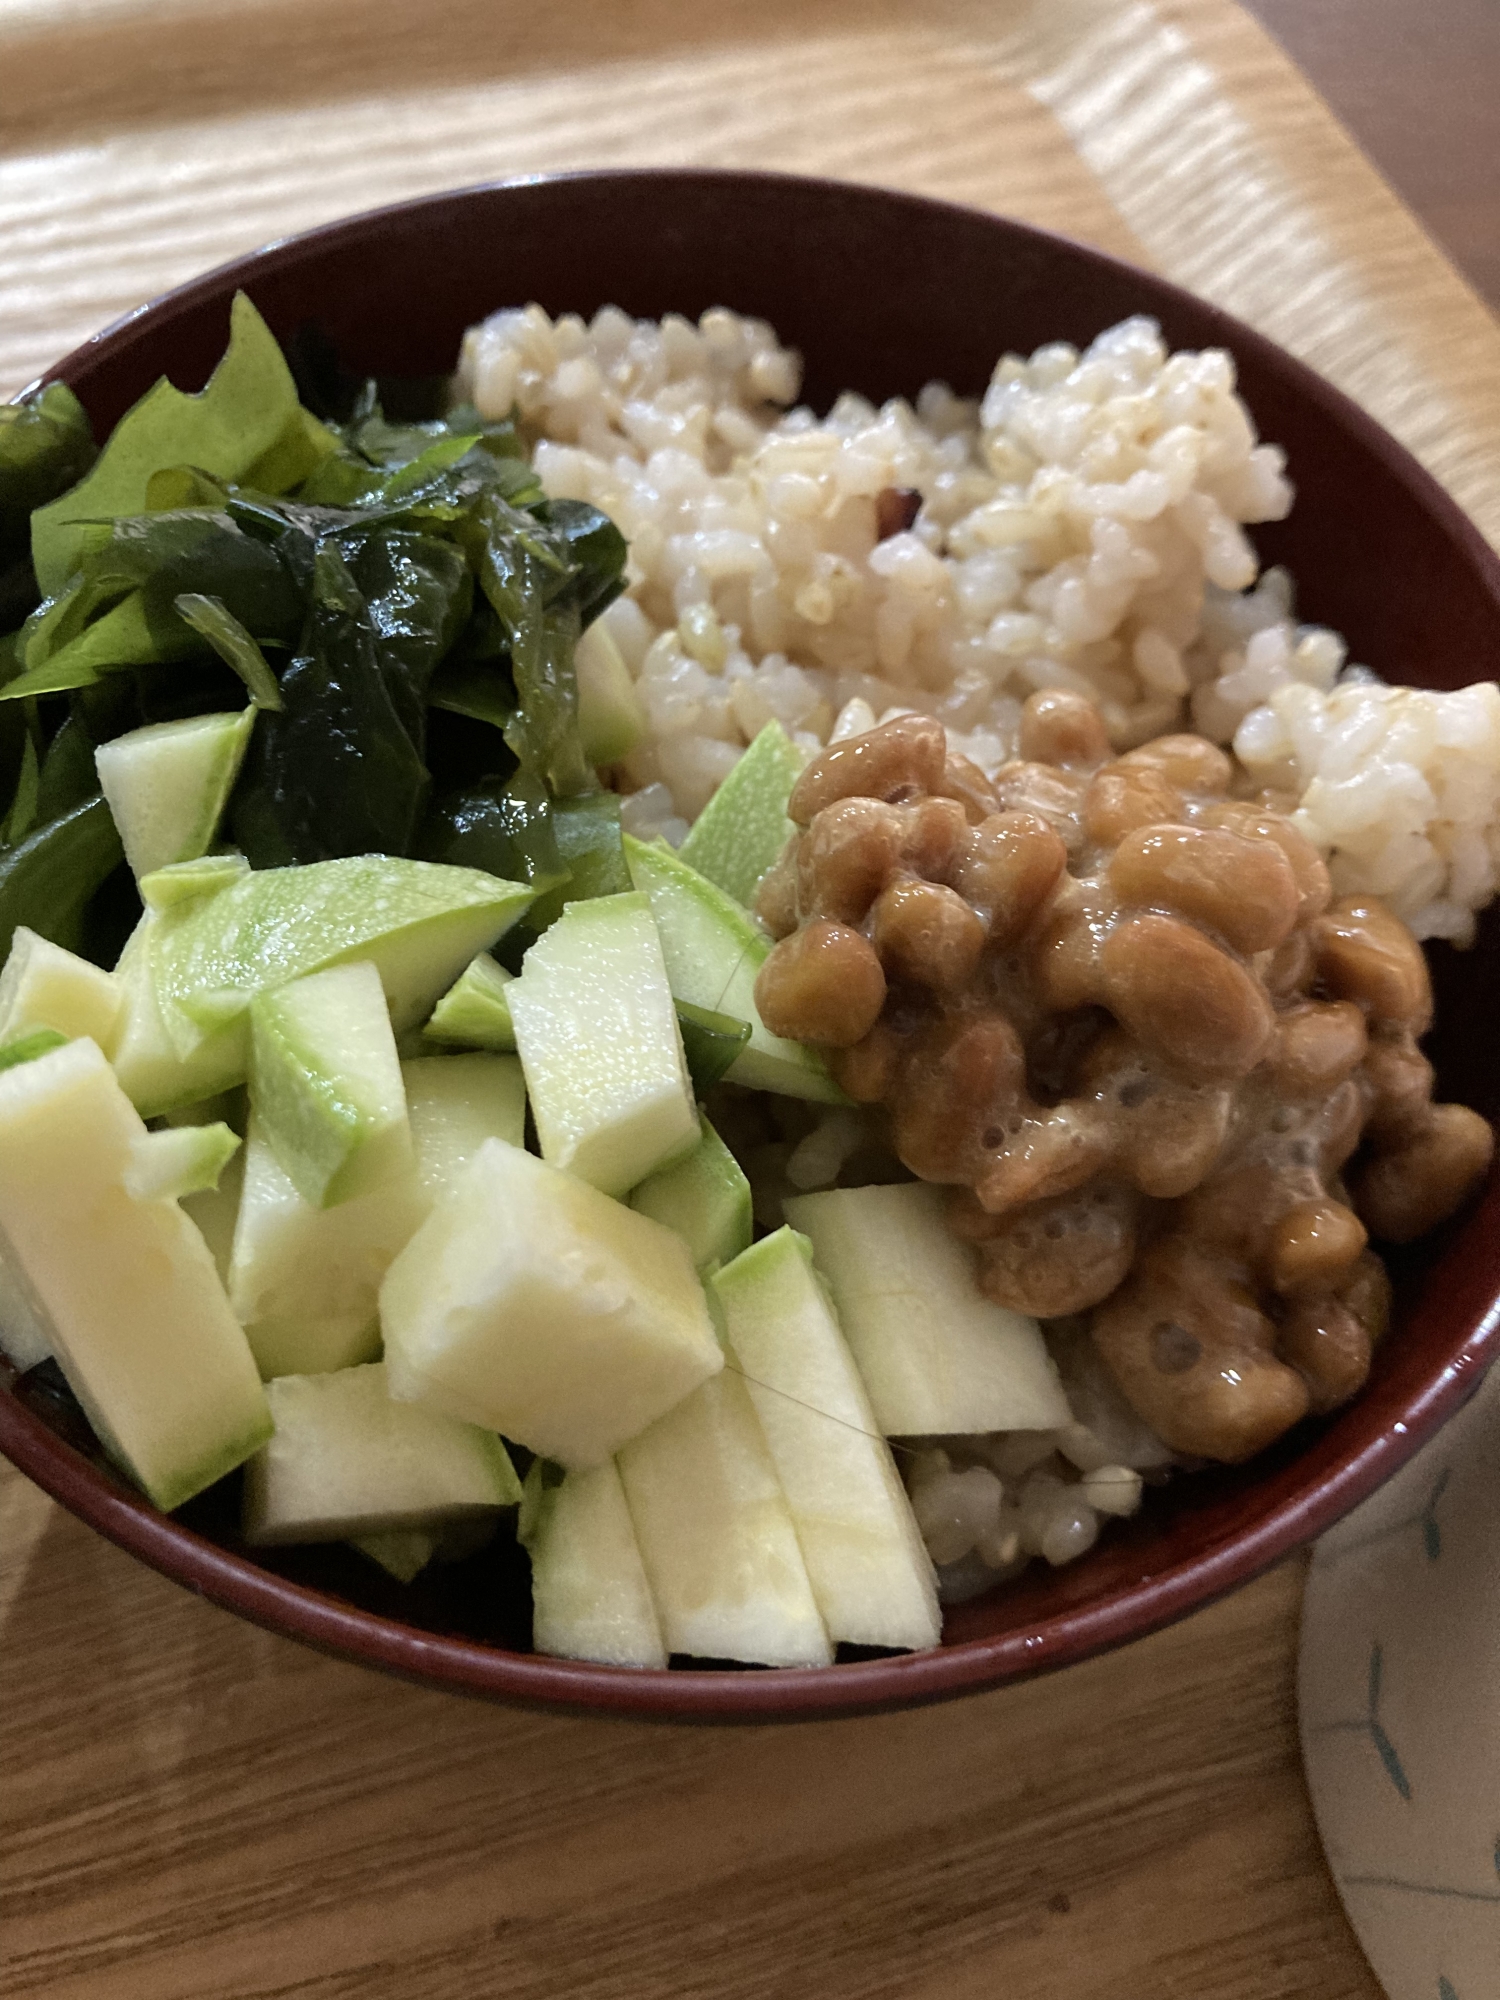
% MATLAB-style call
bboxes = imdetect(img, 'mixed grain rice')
[460,303,1500,945]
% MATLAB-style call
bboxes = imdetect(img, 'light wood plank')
[1,1466,1378,1999]
[3,0,1499,559]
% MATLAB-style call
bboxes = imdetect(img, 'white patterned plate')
[1300,1359,1500,2000]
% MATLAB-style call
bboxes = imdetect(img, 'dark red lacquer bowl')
[4,172,1499,1722]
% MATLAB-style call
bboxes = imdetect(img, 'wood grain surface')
[5,1490,1376,2000]
[3,3,1497,1994]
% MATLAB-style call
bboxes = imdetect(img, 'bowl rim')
[4,165,1500,1722]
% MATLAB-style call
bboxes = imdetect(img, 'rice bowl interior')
[3,174,1498,1718]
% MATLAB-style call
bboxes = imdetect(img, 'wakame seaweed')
[0,295,631,961]
[0,383,97,634]
[230,536,466,866]
[5,510,304,701]
[0,796,124,965]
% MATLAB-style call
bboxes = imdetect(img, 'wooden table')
[3,5,1497,1994]
[1244,0,1500,314]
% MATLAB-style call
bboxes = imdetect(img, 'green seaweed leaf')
[0,382,96,548]
[427,653,516,730]
[3,309,634,955]
[524,789,630,932]
[1,731,39,846]
[32,293,299,597]
[4,509,301,700]
[33,713,101,823]
[675,1001,752,1093]
[242,405,341,496]
[0,794,124,962]
[0,382,97,630]
[174,592,283,709]
[417,770,567,913]
[347,529,471,732]
[228,526,472,865]
[461,490,627,798]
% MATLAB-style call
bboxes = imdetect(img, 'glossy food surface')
[3,170,1499,1720]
